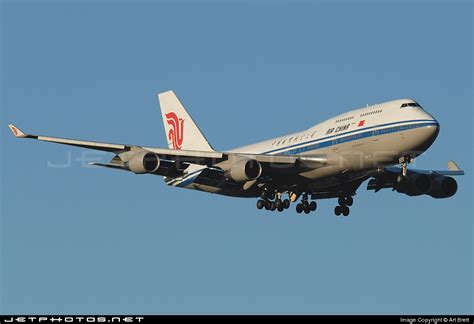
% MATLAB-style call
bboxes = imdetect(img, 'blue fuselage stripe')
[263,119,437,155]
[272,121,437,156]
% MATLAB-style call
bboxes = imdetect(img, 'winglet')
[448,161,462,172]
[8,124,28,138]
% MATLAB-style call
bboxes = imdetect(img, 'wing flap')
[229,153,328,169]
[145,147,223,159]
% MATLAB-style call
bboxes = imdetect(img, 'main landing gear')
[256,190,318,214]
[295,193,317,214]
[256,190,290,212]
[334,196,353,217]
[257,189,353,217]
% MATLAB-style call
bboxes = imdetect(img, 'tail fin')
[158,91,214,152]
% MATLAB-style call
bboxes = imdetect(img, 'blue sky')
[1,0,472,315]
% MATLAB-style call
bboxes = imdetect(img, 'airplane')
[8,91,464,216]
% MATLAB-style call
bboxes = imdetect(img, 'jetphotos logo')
[1,317,144,323]
[165,112,185,150]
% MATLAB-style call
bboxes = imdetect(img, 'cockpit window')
[401,102,422,108]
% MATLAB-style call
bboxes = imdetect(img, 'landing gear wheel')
[338,197,345,206]
[283,199,290,209]
[309,201,317,211]
[296,203,303,214]
[275,199,282,209]
[345,196,353,207]
[334,205,342,216]
[268,192,275,200]
[277,205,284,212]
[304,205,311,214]
[270,202,276,211]
[256,199,265,210]
[265,201,272,210]
[342,205,350,217]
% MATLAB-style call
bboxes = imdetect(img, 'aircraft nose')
[418,119,439,151]
[420,109,440,141]
[426,120,440,140]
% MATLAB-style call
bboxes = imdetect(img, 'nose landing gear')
[396,156,413,188]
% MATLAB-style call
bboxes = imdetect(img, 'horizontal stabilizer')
[448,161,462,172]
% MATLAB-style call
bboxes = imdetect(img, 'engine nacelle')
[127,151,161,174]
[227,159,262,182]
[428,175,457,198]
[397,173,432,196]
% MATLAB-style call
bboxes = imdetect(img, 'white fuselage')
[168,99,440,194]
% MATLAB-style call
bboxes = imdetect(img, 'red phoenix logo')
[165,112,184,150]
[11,126,18,136]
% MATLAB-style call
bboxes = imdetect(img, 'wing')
[8,124,224,165]
[8,124,126,152]
[8,124,328,171]
[367,162,464,198]
[384,161,465,177]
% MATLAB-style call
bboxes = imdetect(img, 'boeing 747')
[8,91,464,216]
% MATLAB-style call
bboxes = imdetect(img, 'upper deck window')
[335,116,354,123]
[360,109,382,117]
[401,102,422,108]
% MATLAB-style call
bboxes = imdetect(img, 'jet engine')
[127,151,161,174]
[227,159,262,182]
[428,175,457,198]
[396,172,432,196]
